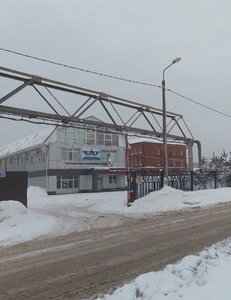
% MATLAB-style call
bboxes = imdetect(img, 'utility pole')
[125,133,132,206]
[162,57,181,183]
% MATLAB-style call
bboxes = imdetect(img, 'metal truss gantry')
[0,66,194,146]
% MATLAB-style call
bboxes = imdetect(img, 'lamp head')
[172,57,181,64]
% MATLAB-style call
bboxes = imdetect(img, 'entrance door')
[97,176,103,191]
[57,175,79,193]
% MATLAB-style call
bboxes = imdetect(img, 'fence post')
[214,171,217,189]
[160,171,164,188]
[190,171,194,191]
[133,171,137,200]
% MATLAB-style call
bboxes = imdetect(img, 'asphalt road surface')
[1,202,231,300]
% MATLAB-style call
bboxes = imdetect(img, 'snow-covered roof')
[128,137,185,146]
[0,127,55,159]
[83,115,103,123]
[128,137,161,144]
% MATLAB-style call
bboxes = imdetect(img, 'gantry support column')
[187,141,194,171]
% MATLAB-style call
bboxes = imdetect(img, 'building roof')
[0,127,55,159]
[128,137,185,146]
[128,137,161,145]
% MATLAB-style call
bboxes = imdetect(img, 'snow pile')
[27,186,48,197]
[0,200,27,221]
[27,191,125,236]
[0,200,56,246]
[90,187,231,215]
[97,238,231,300]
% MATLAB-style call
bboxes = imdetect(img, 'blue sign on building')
[0,170,6,178]
[82,148,101,160]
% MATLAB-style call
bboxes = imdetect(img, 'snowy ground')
[97,238,231,300]
[1,186,231,299]
[2,186,231,246]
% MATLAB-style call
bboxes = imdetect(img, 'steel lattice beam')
[0,66,194,143]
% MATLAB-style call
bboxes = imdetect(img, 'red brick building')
[129,141,187,171]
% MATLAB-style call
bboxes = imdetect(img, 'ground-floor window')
[57,175,79,189]
[109,174,117,184]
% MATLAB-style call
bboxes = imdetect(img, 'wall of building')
[29,176,47,190]
[0,146,48,172]
[48,175,57,194]
[0,125,127,194]
[129,142,187,171]
[48,143,125,170]
[79,175,93,191]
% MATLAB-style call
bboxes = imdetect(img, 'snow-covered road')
[1,186,231,299]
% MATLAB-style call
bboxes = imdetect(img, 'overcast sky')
[0,0,231,158]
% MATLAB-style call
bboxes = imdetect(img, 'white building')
[0,117,127,194]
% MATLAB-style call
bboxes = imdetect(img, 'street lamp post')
[162,57,181,184]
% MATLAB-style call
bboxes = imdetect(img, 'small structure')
[0,171,28,207]
[0,117,126,194]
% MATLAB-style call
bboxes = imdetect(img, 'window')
[58,129,67,144]
[25,152,29,162]
[78,129,85,145]
[61,148,80,161]
[105,133,112,146]
[57,125,119,146]
[39,153,46,163]
[57,175,79,189]
[180,149,184,156]
[86,126,96,145]
[139,159,143,166]
[156,147,161,155]
[96,131,104,145]
[112,134,119,146]
[172,148,176,156]
[156,158,161,167]
[1,160,6,168]
[101,150,117,162]
[57,127,85,144]
[109,175,116,184]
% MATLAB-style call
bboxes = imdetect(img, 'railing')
[130,170,231,201]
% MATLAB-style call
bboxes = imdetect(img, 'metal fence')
[130,170,231,201]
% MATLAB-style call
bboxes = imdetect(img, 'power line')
[1,47,231,119]
[0,47,161,88]
[168,89,231,119]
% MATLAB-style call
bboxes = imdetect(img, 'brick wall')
[129,142,187,171]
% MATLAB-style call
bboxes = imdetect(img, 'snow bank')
[27,186,48,197]
[0,200,56,246]
[0,200,27,221]
[97,238,231,300]
[90,187,231,216]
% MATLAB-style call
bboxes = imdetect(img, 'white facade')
[0,119,127,194]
